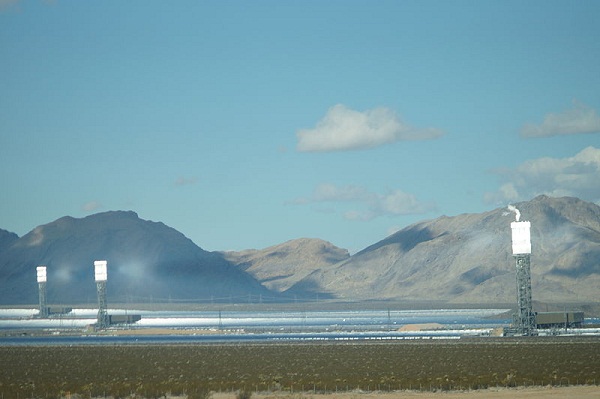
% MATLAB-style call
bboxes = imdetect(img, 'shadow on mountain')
[0,211,275,305]
[357,225,442,255]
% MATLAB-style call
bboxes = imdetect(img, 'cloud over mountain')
[296,104,444,152]
[485,146,600,205]
[291,183,435,221]
[82,201,103,213]
[520,101,600,138]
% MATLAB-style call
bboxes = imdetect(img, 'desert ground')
[216,387,600,399]
[1,338,599,398]
[132,387,600,399]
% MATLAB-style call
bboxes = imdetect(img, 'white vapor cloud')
[296,104,444,152]
[520,101,600,138]
[82,201,103,213]
[485,146,600,204]
[387,225,402,236]
[291,183,435,221]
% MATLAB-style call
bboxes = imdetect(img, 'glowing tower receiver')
[36,266,48,318]
[94,260,109,329]
[510,207,536,336]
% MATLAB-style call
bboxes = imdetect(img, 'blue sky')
[1,1,599,253]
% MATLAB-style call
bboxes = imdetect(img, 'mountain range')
[0,195,598,305]
[283,195,600,304]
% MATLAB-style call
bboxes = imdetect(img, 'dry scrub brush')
[0,337,599,398]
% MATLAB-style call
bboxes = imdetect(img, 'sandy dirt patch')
[212,386,599,399]
[397,323,444,332]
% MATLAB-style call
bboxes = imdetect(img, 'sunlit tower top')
[511,220,531,255]
[94,260,109,329]
[36,266,47,283]
[36,266,48,318]
[94,260,108,282]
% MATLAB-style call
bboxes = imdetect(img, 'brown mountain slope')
[288,195,600,303]
[221,238,349,295]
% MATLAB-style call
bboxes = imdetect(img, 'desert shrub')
[1,337,599,397]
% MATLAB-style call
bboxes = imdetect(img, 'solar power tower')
[511,215,536,336]
[36,266,48,318]
[94,260,109,329]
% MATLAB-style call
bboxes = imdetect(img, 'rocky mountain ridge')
[221,238,349,294]
[1,195,599,305]
[285,195,600,303]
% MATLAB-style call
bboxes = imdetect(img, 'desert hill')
[285,195,600,303]
[221,238,349,295]
[0,211,272,304]
[0,229,18,253]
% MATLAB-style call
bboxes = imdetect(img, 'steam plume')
[507,205,521,222]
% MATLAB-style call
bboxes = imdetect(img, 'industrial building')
[536,311,584,329]
[108,314,142,325]
[33,262,140,328]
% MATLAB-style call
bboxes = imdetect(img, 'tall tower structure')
[36,266,48,318]
[510,208,536,336]
[94,260,109,329]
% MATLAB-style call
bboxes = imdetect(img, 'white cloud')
[292,183,435,221]
[82,201,103,213]
[520,101,600,138]
[296,104,444,152]
[0,0,19,10]
[0,0,54,11]
[174,176,198,187]
[485,146,600,204]
[312,183,372,202]
[376,189,430,215]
